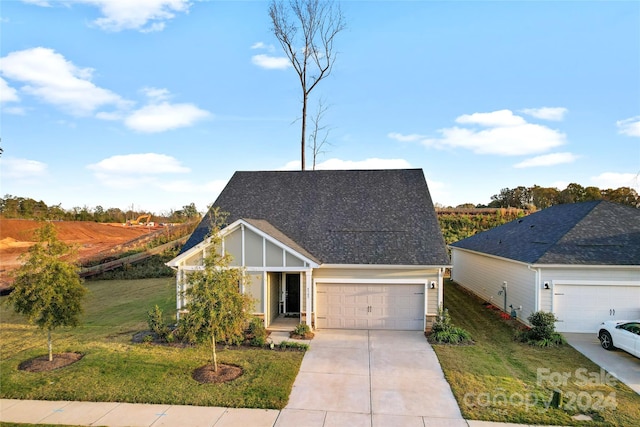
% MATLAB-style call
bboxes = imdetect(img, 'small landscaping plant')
[146,305,175,343]
[428,306,473,344]
[246,316,268,347]
[515,310,566,347]
[290,323,314,339]
[279,341,309,351]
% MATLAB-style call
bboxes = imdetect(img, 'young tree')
[178,208,253,372]
[269,0,346,170]
[6,222,87,361]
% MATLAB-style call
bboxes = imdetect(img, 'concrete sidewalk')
[0,399,279,427]
[0,399,567,427]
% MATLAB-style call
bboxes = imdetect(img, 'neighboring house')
[450,200,640,333]
[167,169,450,331]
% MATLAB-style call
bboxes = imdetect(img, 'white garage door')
[316,283,425,330]
[554,285,640,333]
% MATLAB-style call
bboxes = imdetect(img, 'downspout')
[528,265,541,312]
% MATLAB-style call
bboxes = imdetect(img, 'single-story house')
[167,169,450,331]
[450,200,640,333]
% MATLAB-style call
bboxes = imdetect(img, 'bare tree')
[269,0,346,170]
[309,98,332,170]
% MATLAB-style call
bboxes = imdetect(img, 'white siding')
[451,249,537,323]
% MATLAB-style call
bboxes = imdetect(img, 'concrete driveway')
[275,329,465,427]
[564,333,640,395]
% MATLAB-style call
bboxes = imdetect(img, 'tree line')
[0,195,201,223]
[483,183,638,210]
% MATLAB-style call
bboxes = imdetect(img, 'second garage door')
[554,284,640,333]
[316,283,425,330]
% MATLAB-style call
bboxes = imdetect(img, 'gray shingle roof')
[181,169,450,266]
[450,200,640,265]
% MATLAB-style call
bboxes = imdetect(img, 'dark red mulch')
[18,352,84,372]
[192,363,243,384]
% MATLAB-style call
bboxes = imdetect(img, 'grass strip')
[1,278,303,410]
[433,280,640,427]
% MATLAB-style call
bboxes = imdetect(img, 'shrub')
[516,311,565,347]
[146,305,173,342]
[247,317,267,347]
[293,323,311,336]
[429,306,473,344]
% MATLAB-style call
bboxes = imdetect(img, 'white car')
[598,320,640,358]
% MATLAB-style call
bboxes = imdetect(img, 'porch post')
[438,268,444,307]
[263,271,268,327]
[305,269,312,327]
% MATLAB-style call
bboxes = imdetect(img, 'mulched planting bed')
[192,363,243,384]
[18,352,84,372]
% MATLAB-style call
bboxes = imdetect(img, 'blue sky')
[1,0,639,215]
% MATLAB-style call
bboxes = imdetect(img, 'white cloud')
[87,153,190,175]
[521,107,568,121]
[0,157,48,179]
[513,152,578,168]
[125,101,211,133]
[86,153,227,198]
[251,54,291,70]
[590,172,640,191]
[141,86,171,102]
[0,77,20,103]
[279,157,412,170]
[0,47,127,116]
[616,116,640,137]
[456,109,526,127]
[25,0,191,32]
[418,109,566,156]
[387,132,425,142]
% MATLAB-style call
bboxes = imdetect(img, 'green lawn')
[0,278,303,410]
[434,280,640,427]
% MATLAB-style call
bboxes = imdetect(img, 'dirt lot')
[0,219,155,289]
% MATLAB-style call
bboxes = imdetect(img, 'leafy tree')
[178,208,253,371]
[182,202,200,219]
[602,186,639,207]
[558,183,586,204]
[6,222,87,361]
[584,186,603,201]
[269,0,346,170]
[530,185,559,209]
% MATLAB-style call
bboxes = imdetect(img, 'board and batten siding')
[451,249,537,323]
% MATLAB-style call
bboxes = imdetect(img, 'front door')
[285,274,300,313]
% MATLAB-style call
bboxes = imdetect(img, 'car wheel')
[599,330,615,350]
